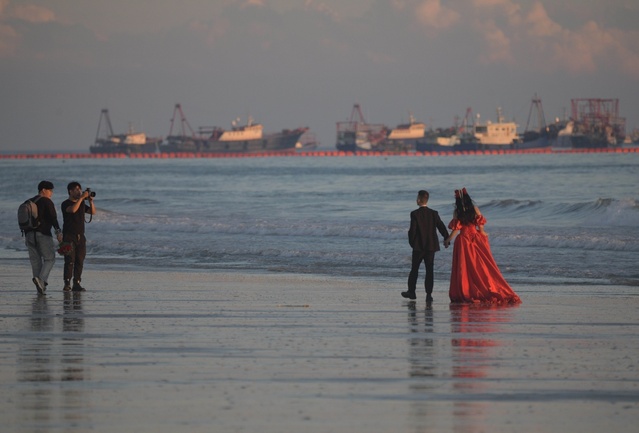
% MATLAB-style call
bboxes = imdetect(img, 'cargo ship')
[383,113,426,151]
[417,127,462,152]
[551,98,626,149]
[515,95,552,150]
[472,107,519,149]
[90,109,162,154]
[162,104,307,154]
[336,104,388,151]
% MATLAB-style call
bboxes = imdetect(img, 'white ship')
[382,113,425,151]
[387,114,426,140]
[473,108,518,148]
[163,104,307,154]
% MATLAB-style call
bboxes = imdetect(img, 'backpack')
[18,196,42,234]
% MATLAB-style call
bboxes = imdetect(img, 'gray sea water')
[1,152,638,287]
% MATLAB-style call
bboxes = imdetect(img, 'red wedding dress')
[448,215,521,304]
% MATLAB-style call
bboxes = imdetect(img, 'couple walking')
[402,188,521,305]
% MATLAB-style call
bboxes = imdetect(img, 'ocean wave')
[483,199,543,210]
[483,197,639,227]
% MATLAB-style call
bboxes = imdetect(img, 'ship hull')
[90,140,161,154]
[515,135,551,150]
[571,135,608,148]
[336,139,416,153]
[162,128,307,154]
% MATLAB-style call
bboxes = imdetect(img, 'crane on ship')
[168,103,196,139]
[524,93,547,133]
[95,108,116,142]
[165,103,201,151]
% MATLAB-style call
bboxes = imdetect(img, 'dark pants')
[63,233,86,283]
[407,250,435,294]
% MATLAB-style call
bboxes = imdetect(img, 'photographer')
[61,181,96,292]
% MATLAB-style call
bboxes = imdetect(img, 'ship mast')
[168,103,196,137]
[95,109,115,141]
[525,93,547,132]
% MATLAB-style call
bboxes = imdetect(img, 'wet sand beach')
[1,262,638,432]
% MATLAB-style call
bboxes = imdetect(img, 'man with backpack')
[20,180,63,294]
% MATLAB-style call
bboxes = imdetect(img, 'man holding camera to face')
[61,181,96,292]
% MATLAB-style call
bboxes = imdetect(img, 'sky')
[1,0,638,152]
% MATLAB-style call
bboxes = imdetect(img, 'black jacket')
[408,206,449,252]
[29,195,61,237]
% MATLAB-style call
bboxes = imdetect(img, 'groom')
[402,190,449,302]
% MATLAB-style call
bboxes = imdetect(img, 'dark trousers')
[407,250,435,294]
[64,233,86,283]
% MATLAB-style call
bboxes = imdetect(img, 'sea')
[1,151,638,288]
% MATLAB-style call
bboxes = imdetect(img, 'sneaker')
[32,277,45,294]
[72,282,86,292]
[63,281,72,292]
[401,291,416,300]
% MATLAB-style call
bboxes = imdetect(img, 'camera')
[85,188,96,198]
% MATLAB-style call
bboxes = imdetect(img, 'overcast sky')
[1,0,638,152]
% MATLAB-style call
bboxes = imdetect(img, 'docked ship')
[296,131,319,151]
[162,104,307,154]
[90,109,162,154]
[336,104,388,151]
[515,95,553,150]
[472,107,519,149]
[551,98,625,149]
[418,127,461,152]
[383,113,426,151]
[416,108,477,152]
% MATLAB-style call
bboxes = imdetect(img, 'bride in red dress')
[444,188,521,305]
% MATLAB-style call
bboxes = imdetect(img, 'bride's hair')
[454,188,477,224]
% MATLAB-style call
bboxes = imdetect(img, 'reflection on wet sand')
[449,303,518,433]
[405,302,436,424]
[62,292,85,382]
[407,302,435,380]
[18,295,54,419]
[405,302,519,432]
[17,293,88,427]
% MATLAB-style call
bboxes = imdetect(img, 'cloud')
[477,21,514,64]
[10,4,55,23]
[415,0,460,29]
[524,1,561,37]
[612,28,639,78]
[433,0,639,78]
[241,0,265,8]
[515,2,639,78]
[304,0,341,21]
[0,2,56,58]
[0,23,18,56]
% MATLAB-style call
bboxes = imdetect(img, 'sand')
[1,261,638,432]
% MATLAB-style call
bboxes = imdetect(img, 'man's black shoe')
[72,283,86,292]
[426,294,434,303]
[401,291,416,300]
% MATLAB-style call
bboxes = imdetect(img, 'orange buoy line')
[1,146,638,160]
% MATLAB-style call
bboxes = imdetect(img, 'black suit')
[407,206,449,294]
